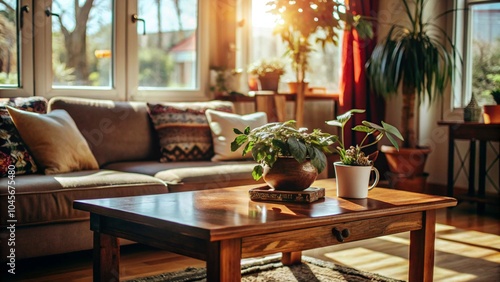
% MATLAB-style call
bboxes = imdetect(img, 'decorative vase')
[483,105,500,124]
[464,95,481,122]
[334,162,379,199]
[263,158,318,191]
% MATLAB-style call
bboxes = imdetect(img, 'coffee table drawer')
[242,212,423,257]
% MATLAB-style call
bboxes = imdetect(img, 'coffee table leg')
[207,239,241,281]
[409,210,436,282]
[282,251,302,265]
[93,232,120,282]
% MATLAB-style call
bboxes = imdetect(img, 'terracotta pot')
[287,81,309,93]
[258,73,281,91]
[381,145,430,177]
[263,158,318,191]
[483,105,500,124]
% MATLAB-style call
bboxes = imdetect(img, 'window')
[244,0,343,93]
[455,0,500,108]
[137,0,198,89]
[0,0,33,97]
[1,0,206,100]
[49,0,113,88]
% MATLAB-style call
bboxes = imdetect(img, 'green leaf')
[309,147,326,173]
[252,165,263,181]
[242,141,254,156]
[231,135,248,152]
[385,133,400,151]
[244,126,251,135]
[382,121,404,140]
[287,137,307,162]
[325,120,342,127]
[352,125,374,133]
[272,139,288,154]
[233,128,244,135]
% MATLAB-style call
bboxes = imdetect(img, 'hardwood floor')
[3,202,499,282]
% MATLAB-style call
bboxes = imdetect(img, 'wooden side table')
[437,121,500,212]
[216,92,340,123]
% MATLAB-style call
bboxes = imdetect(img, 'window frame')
[0,0,34,98]
[126,0,209,102]
[31,0,208,101]
[447,0,500,119]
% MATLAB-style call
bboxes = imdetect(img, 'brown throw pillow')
[147,101,234,162]
[6,106,99,174]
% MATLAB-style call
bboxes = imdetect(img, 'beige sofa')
[0,96,259,260]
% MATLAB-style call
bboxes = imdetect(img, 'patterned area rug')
[126,255,405,282]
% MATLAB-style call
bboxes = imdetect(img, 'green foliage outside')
[473,37,500,104]
[139,48,174,87]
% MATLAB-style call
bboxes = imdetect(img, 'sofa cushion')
[205,109,267,161]
[0,97,47,177]
[48,97,160,166]
[104,160,260,192]
[147,101,234,162]
[0,170,168,227]
[0,110,38,176]
[7,106,99,174]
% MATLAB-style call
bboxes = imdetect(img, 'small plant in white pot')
[231,120,336,191]
[326,109,404,198]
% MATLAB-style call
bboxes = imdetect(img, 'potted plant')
[231,109,403,194]
[247,58,285,92]
[266,0,373,126]
[365,0,459,190]
[231,120,336,191]
[483,88,500,124]
[326,109,404,198]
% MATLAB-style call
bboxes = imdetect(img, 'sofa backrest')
[48,96,160,166]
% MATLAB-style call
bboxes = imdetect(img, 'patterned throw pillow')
[0,97,47,177]
[147,101,234,162]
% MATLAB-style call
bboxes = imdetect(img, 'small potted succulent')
[326,109,404,198]
[231,120,336,191]
[247,58,285,92]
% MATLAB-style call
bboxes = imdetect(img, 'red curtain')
[339,0,383,151]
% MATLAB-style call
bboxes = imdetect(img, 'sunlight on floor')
[316,223,500,281]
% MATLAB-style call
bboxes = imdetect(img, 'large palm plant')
[366,0,459,148]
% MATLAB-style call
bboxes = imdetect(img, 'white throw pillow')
[205,110,267,161]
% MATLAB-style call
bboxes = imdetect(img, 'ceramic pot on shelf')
[263,158,318,191]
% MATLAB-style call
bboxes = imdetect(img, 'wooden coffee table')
[73,178,456,282]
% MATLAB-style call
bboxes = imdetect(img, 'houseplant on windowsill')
[247,58,286,92]
[365,0,460,191]
[326,109,404,198]
[231,120,336,191]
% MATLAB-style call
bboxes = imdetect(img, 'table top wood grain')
[74,179,456,242]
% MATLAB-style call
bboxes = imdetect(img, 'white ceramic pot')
[334,162,379,199]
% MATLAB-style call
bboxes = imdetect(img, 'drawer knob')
[332,227,350,242]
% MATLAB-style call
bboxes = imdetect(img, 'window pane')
[137,0,198,89]
[466,2,500,106]
[51,0,113,88]
[250,0,343,92]
[0,0,19,88]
